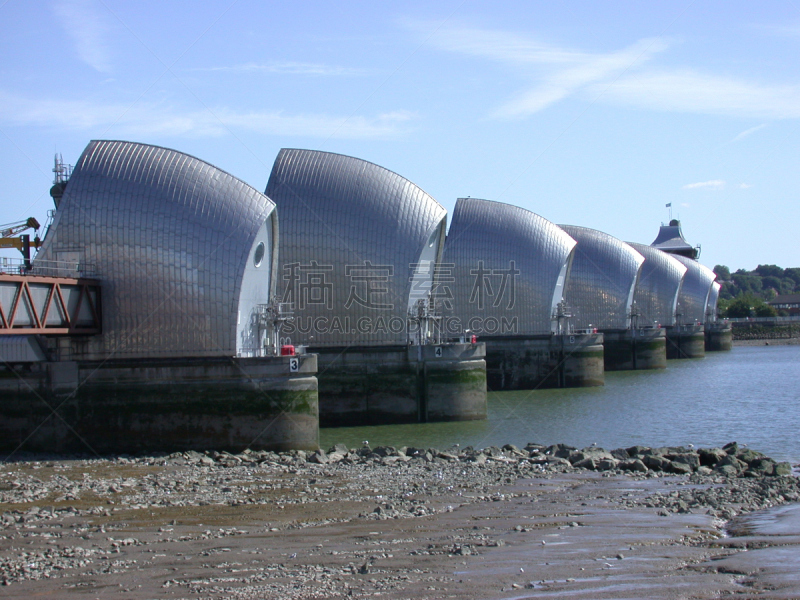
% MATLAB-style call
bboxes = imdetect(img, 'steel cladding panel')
[36,140,276,358]
[627,242,687,327]
[706,281,721,322]
[442,199,577,336]
[671,254,717,324]
[559,225,645,331]
[266,149,447,347]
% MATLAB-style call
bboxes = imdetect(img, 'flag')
[666,203,672,207]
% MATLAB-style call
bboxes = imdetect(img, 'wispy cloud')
[195,62,371,76]
[732,123,767,142]
[0,90,414,139]
[494,38,669,118]
[419,22,800,120]
[596,71,800,119]
[683,180,725,190]
[419,23,669,118]
[739,182,753,189]
[53,0,114,73]
[752,22,800,37]
[212,108,414,138]
[419,24,595,65]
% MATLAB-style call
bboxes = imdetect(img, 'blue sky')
[1,1,799,271]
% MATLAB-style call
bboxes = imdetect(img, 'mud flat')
[1,442,799,599]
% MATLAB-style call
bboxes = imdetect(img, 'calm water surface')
[320,345,800,464]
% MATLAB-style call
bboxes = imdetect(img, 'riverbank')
[2,443,799,598]
[733,336,800,346]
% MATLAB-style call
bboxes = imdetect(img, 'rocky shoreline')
[2,441,799,598]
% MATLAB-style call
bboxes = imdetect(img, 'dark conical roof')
[651,219,699,259]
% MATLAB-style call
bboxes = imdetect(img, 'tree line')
[712,264,800,318]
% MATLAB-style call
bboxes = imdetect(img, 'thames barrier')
[1,141,728,452]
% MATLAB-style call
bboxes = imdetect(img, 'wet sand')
[2,446,799,599]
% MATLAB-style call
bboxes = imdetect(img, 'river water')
[320,345,800,464]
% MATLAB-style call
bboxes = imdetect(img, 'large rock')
[746,457,775,476]
[547,444,576,459]
[714,454,746,475]
[643,455,672,471]
[737,448,765,464]
[436,451,459,461]
[611,448,630,461]
[668,453,700,471]
[309,449,329,464]
[698,448,727,467]
[571,456,618,471]
[619,458,648,473]
[327,451,347,463]
[568,449,614,465]
[544,457,571,467]
[596,458,619,471]
[715,464,740,477]
[667,461,693,475]
[723,441,739,455]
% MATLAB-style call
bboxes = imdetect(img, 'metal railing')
[0,256,97,278]
[726,316,800,324]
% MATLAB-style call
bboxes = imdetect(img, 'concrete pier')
[603,328,667,371]
[0,355,319,453]
[313,343,487,427]
[665,324,706,359]
[483,334,604,391]
[705,322,733,351]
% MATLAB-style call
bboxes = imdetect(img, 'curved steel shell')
[36,140,277,359]
[670,254,717,325]
[442,198,577,336]
[627,242,687,327]
[706,281,721,323]
[265,148,447,347]
[559,225,645,331]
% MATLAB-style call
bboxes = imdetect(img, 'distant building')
[768,294,800,315]
[651,219,700,259]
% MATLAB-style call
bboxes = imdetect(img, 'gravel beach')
[2,442,800,599]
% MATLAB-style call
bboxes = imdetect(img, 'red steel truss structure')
[0,274,101,335]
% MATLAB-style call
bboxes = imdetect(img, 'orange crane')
[1,217,42,268]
